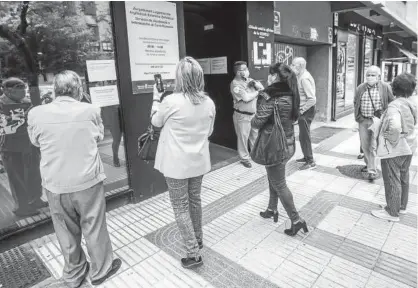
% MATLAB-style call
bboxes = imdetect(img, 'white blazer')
[151,93,216,179]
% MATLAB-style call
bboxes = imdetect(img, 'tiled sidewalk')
[28,115,417,288]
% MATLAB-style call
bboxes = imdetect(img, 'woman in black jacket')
[251,62,308,236]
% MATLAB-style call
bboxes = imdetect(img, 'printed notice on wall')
[210,57,227,74]
[125,1,179,94]
[89,85,120,107]
[196,58,210,75]
[86,60,117,82]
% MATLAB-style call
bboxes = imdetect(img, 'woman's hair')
[174,56,207,105]
[54,70,82,98]
[269,62,300,121]
[392,73,416,98]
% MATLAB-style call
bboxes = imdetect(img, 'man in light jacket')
[27,70,121,287]
[371,73,417,222]
[291,57,316,170]
[354,65,394,180]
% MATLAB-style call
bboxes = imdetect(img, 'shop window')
[274,43,307,66]
[0,1,127,236]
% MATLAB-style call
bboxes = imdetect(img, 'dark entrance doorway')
[183,2,247,152]
[111,2,244,203]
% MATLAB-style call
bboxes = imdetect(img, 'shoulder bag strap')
[367,87,377,113]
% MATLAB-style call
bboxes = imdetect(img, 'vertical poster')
[125,2,179,94]
[247,2,274,85]
[363,39,373,82]
[274,11,281,34]
[336,41,346,111]
[345,33,357,106]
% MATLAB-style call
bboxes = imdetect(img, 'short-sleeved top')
[230,78,257,114]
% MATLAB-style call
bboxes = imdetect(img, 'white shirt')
[27,96,106,193]
[151,93,216,179]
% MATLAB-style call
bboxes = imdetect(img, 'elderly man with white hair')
[354,65,394,180]
[27,70,121,287]
[291,57,317,170]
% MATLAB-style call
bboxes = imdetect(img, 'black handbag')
[250,102,292,166]
[137,91,172,162]
[367,88,383,119]
[137,124,161,162]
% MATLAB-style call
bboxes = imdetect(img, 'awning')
[398,48,418,62]
[384,45,418,63]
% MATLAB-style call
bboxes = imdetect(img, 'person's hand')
[383,131,389,139]
[153,84,164,101]
[254,81,264,91]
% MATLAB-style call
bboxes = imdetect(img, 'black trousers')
[298,106,315,162]
[1,147,42,210]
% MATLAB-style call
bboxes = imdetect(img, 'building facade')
[0,1,416,239]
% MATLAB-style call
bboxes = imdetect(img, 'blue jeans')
[266,162,300,223]
[166,176,203,258]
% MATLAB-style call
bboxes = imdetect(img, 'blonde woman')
[151,57,216,268]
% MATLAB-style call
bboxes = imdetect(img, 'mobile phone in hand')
[154,74,165,93]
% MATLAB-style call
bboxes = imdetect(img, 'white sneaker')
[378,204,407,215]
[371,209,400,222]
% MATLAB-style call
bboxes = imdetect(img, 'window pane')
[0,1,127,235]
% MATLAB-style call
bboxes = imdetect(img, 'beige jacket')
[374,97,417,159]
[27,96,106,193]
[151,93,216,179]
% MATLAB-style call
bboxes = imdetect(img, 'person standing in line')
[0,77,45,217]
[151,57,216,269]
[371,73,417,221]
[28,71,121,287]
[291,57,317,170]
[354,65,394,180]
[252,62,308,236]
[230,61,264,168]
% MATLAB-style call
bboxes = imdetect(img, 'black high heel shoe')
[260,210,279,223]
[284,220,308,236]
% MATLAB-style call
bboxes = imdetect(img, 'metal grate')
[0,245,50,288]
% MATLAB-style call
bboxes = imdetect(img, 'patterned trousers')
[166,176,203,258]
[381,155,413,217]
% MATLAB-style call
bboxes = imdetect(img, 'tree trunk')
[0,25,41,106]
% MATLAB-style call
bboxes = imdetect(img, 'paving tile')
[238,246,285,278]
[316,256,372,288]
[303,229,344,255]
[365,271,414,288]
[287,243,333,275]
[335,238,380,270]
[382,223,417,263]
[257,231,301,259]
[323,176,359,195]
[346,213,393,250]
[317,206,362,238]
[374,252,417,287]
[269,259,320,288]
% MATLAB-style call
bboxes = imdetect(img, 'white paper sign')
[210,57,227,74]
[125,1,179,93]
[86,60,117,82]
[89,85,120,107]
[196,58,210,74]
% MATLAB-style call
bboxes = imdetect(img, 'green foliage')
[0,1,107,78]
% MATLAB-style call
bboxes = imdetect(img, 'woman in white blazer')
[150,57,216,269]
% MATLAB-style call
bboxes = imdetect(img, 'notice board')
[246,2,275,86]
[125,1,179,94]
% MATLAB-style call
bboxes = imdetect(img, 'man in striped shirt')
[291,57,317,170]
